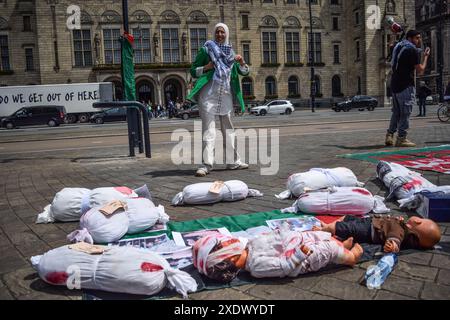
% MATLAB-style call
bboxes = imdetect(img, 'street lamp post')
[308,0,316,113]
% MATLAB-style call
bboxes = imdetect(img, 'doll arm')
[384,239,400,253]
[384,218,404,251]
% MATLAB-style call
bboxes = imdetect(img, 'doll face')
[215,27,226,44]
[406,216,441,248]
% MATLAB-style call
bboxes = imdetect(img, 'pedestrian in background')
[385,30,430,148]
[445,80,450,101]
[417,81,431,117]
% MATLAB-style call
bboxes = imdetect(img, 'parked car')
[250,100,295,116]
[90,107,127,124]
[0,105,66,129]
[176,105,200,120]
[332,95,378,112]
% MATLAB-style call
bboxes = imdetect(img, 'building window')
[190,28,207,62]
[332,75,342,97]
[103,28,121,64]
[333,44,340,64]
[241,14,249,29]
[288,75,299,96]
[162,28,180,63]
[262,32,277,64]
[132,28,151,63]
[357,76,362,95]
[242,77,253,96]
[285,32,300,63]
[331,0,339,4]
[23,16,32,32]
[355,11,360,25]
[242,43,251,64]
[356,40,360,60]
[308,32,322,63]
[286,0,297,3]
[332,16,339,30]
[0,35,10,71]
[25,48,34,71]
[265,76,277,96]
[73,29,93,67]
[263,0,273,3]
[310,0,318,4]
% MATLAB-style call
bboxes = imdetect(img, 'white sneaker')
[226,163,249,170]
[195,167,209,177]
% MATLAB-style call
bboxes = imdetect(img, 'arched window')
[332,75,342,97]
[288,76,299,96]
[265,76,277,96]
[241,77,254,97]
[137,80,154,104]
[386,1,396,14]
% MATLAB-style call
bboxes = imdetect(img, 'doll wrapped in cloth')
[172,180,262,206]
[276,167,364,199]
[67,197,169,244]
[282,186,390,216]
[36,185,152,224]
[192,225,363,282]
[31,244,197,298]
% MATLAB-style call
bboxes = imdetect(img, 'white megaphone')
[386,16,404,33]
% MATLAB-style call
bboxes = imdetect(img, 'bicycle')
[437,101,450,122]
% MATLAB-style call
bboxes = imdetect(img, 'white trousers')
[199,107,242,169]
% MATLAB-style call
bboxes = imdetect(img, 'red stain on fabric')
[402,178,423,191]
[141,262,163,272]
[352,188,371,196]
[46,272,69,284]
[284,249,295,257]
[114,186,133,195]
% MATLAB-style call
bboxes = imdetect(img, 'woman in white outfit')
[187,23,250,177]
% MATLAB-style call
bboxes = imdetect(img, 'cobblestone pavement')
[0,123,449,300]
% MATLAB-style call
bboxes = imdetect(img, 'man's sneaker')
[395,137,416,148]
[195,167,209,177]
[385,133,394,146]
[226,162,249,170]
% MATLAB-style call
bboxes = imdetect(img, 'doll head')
[193,234,246,283]
[406,216,441,249]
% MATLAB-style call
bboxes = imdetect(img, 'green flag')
[120,32,136,101]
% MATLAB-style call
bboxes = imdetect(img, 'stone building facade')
[0,0,416,106]
[415,0,450,98]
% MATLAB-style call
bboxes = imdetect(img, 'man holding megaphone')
[385,27,430,148]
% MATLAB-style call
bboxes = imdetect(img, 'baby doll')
[313,215,441,253]
[193,226,363,282]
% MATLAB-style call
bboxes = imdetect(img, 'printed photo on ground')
[266,216,321,232]
[159,247,193,269]
[108,233,170,249]
[172,227,232,247]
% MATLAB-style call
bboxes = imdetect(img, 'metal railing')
[93,101,151,158]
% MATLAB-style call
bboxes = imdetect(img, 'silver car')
[250,100,295,116]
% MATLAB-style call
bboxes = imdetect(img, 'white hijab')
[214,23,230,45]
